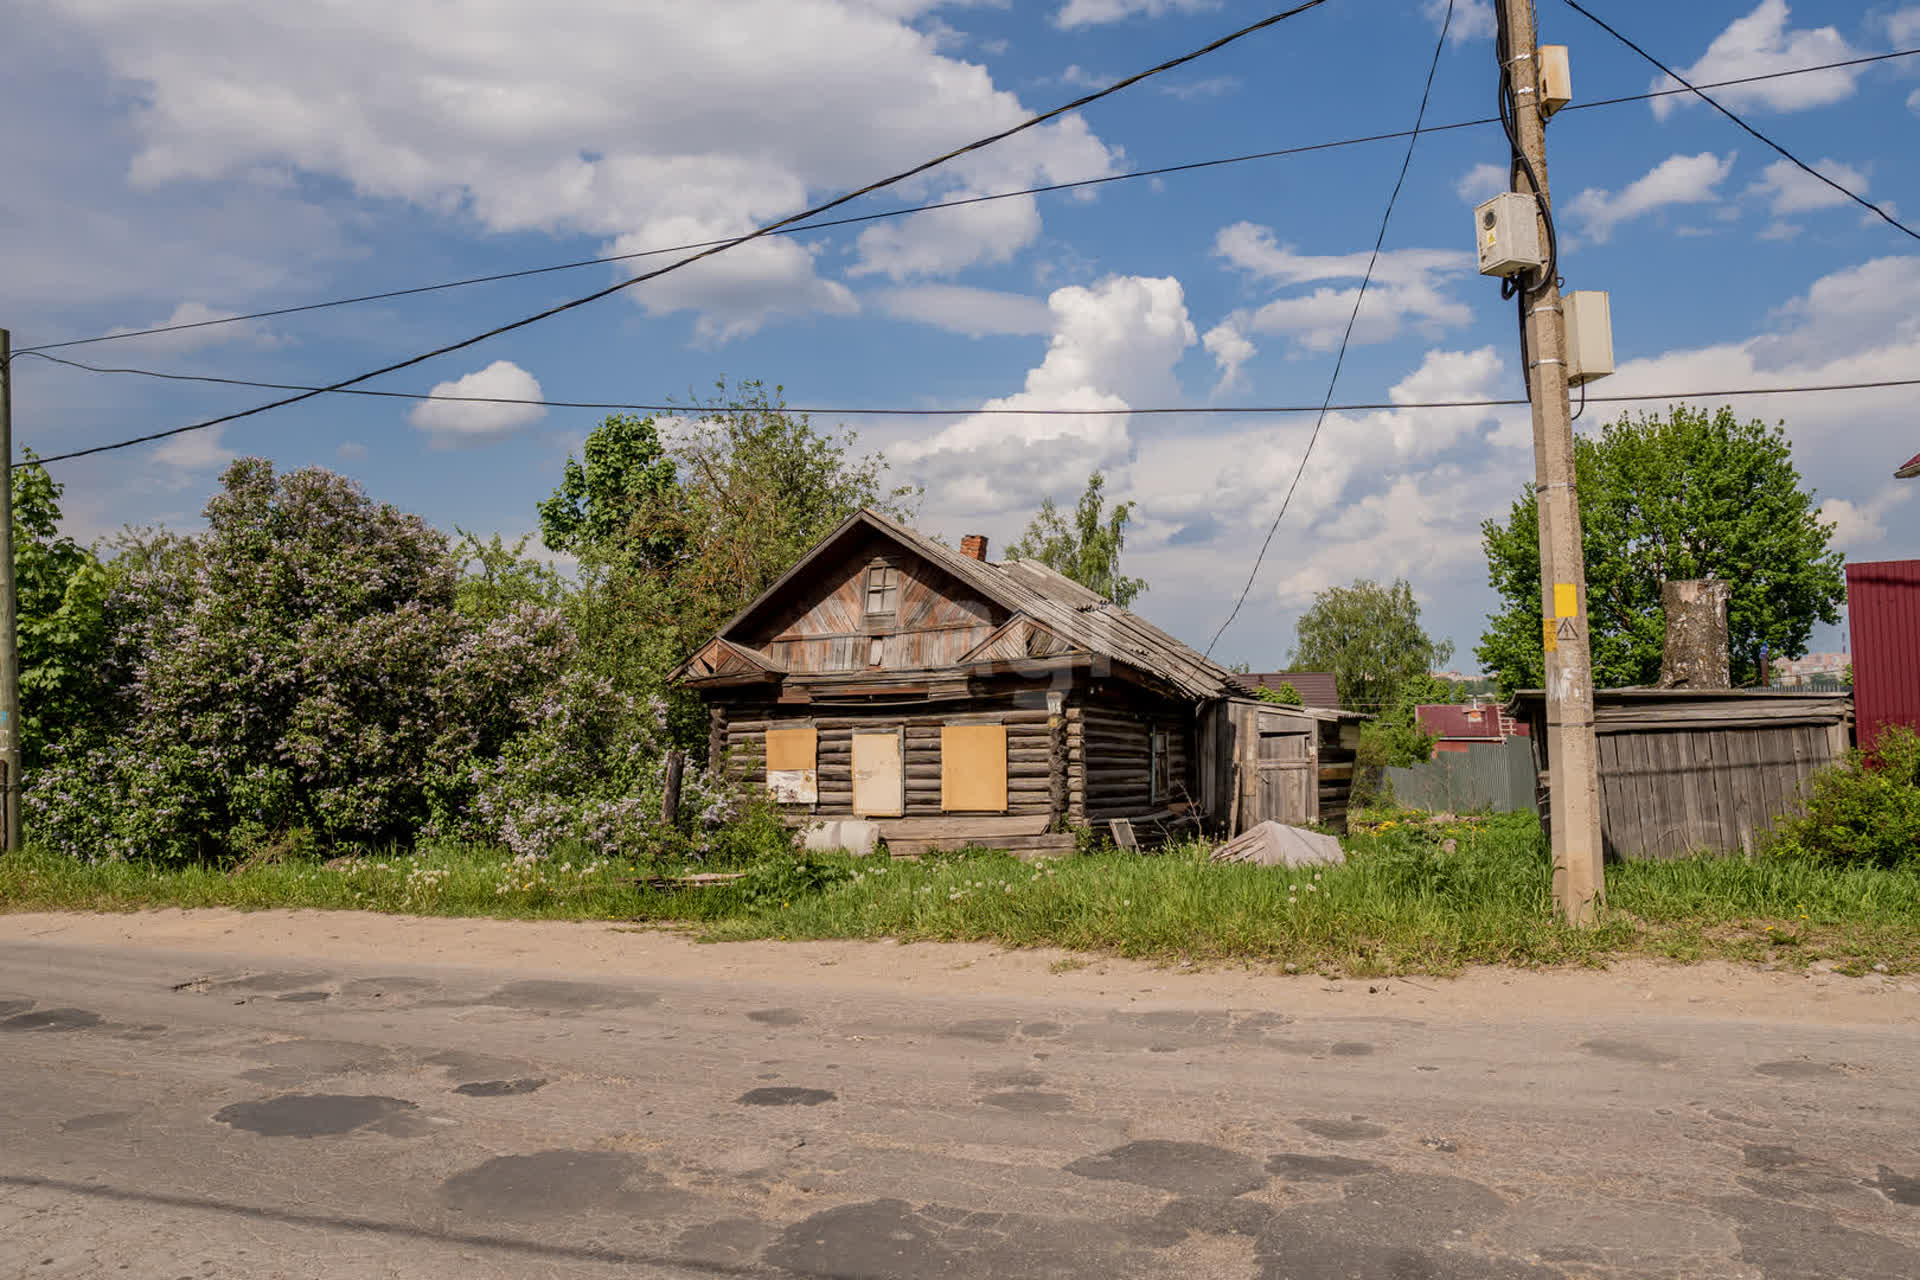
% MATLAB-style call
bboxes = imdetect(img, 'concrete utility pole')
[0,330,22,851]
[1496,0,1604,922]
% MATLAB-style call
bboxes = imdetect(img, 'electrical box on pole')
[1563,290,1614,385]
[1537,45,1572,119]
[1474,193,1544,278]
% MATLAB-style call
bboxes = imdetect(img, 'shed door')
[852,731,905,817]
[1256,711,1315,825]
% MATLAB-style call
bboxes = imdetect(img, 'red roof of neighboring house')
[1416,702,1527,740]
[1242,671,1340,708]
[1898,451,1920,480]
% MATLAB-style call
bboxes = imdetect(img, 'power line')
[18,0,1336,467]
[16,46,1914,356]
[22,349,1920,419]
[1565,0,1919,242]
[1205,0,1457,659]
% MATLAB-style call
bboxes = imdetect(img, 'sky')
[4,0,1917,671]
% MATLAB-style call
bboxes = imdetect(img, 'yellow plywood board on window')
[852,731,905,817]
[941,724,1007,812]
[764,727,818,804]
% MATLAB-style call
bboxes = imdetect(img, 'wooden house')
[677,509,1361,855]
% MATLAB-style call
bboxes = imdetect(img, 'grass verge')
[3,812,1915,976]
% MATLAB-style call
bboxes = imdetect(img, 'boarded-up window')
[764,727,818,804]
[852,730,905,817]
[1150,728,1172,803]
[864,565,900,620]
[940,723,1007,812]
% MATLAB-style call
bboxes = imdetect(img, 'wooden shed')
[677,509,1359,854]
[1506,689,1853,861]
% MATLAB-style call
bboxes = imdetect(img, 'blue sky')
[4,0,1916,669]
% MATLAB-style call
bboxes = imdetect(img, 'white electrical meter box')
[1538,45,1572,118]
[1475,192,1543,278]
[1564,290,1614,385]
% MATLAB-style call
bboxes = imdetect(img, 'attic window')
[864,564,900,619]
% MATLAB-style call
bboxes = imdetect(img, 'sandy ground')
[2,907,1914,1027]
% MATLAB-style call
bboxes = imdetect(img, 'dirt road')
[2,909,1917,1277]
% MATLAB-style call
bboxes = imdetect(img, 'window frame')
[862,562,901,623]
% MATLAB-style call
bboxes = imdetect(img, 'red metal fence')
[1846,559,1920,751]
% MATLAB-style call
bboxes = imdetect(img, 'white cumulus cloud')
[893,275,1197,512]
[1567,152,1737,243]
[51,0,1120,339]
[1652,1,1860,120]
[409,360,547,446]
[1819,486,1911,551]
[1055,0,1217,29]
[1212,222,1473,351]
[1202,321,1256,393]
[1425,0,1494,44]
[1743,156,1869,216]
[1455,162,1508,206]
[105,301,282,353]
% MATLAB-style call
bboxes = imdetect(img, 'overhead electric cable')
[24,0,1334,466]
[22,349,1920,417]
[1204,0,1456,659]
[1565,0,1919,242]
[15,45,1914,356]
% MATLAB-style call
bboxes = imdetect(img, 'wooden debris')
[638,872,747,890]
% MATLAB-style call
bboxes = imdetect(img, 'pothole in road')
[1066,1140,1267,1197]
[213,1093,422,1138]
[1,1008,104,1032]
[738,1087,836,1106]
[455,1078,547,1097]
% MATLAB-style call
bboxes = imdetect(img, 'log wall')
[1077,698,1191,825]
[716,699,1057,820]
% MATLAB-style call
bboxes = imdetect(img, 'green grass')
[4,812,1917,976]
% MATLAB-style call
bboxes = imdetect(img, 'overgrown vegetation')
[16,382,911,869]
[1768,725,1920,871]
[7,811,1915,975]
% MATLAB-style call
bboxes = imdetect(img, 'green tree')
[1007,471,1145,606]
[1475,406,1844,693]
[536,412,679,568]
[1291,579,1453,713]
[556,380,918,744]
[1291,579,1453,769]
[12,453,111,768]
[452,529,563,623]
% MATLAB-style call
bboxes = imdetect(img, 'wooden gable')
[959,615,1083,664]
[742,531,1005,676]
[681,637,783,684]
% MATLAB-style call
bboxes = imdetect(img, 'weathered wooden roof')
[1505,687,1853,733]
[706,508,1251,703]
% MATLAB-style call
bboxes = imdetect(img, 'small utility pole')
[0,330,22,852]
[1496,0,1604,922]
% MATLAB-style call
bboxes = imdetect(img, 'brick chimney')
[960,534,989,561]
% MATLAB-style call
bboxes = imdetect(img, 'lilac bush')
[449,668,744,862]
[27,459,743,863]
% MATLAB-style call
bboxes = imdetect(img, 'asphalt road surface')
[2,920,1918,1279]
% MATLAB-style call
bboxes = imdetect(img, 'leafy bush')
[1769,726,1920,870]
[447,667,751,863]
[1254,682,1303,706]
[27,461,565,862]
